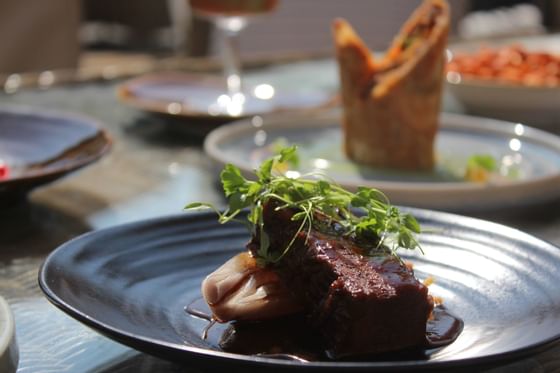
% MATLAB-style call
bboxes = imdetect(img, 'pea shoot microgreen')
[185,146,422,266]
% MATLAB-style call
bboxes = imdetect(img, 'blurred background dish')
[0,105,111,204]
[446,33,560,129]
[0,295,18,373]
[204,110,560,212]
[117,58,337,121]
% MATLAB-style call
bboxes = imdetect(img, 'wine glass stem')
[217,18,246,97]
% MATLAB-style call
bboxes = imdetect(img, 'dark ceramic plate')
[0,105,111,201]
[39,210,560,372]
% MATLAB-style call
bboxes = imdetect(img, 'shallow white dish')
[446,33,560,128]
[204,110,560,212]
[0,295,18,373]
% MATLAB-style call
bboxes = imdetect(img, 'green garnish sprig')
[186,146,422,266]
[467,154,497,172]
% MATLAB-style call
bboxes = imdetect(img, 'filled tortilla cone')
[333,0,450,170]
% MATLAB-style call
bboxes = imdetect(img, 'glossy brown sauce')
[185,298,463,361]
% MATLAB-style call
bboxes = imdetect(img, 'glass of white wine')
[189,0,279,116]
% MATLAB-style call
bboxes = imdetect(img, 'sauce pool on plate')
[185,298,463,362]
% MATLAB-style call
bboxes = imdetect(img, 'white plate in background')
[204,110,560,212]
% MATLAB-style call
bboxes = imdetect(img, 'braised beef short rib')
[247,200,434,357]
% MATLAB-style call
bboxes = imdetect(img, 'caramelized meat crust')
[248,201,434,357]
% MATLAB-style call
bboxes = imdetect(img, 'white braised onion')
[201,252,302,322]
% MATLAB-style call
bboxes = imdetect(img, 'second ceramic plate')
[0,105,111,202]
[204,111,560,211]
[117,59,337,121]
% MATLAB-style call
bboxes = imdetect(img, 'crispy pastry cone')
[333,0,449,170]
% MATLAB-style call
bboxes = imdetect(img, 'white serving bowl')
[446,33,560,129]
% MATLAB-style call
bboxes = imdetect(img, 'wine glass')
[188,0,279,116]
